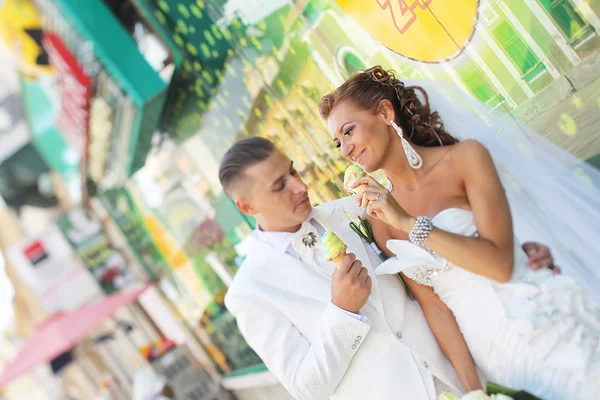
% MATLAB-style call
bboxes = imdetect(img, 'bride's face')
[327,99,395,173]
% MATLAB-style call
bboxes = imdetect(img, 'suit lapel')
[246,201,386,316]
[315,202,385,316]
[248,236,332,304]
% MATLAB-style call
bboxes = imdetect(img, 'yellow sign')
[0,0,53,77]
[143,214,190,269]
[335,0,479,63]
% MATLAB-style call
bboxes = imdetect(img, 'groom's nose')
[289,175,307,194]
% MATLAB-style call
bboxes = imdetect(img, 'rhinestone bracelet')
[408,216,433,246]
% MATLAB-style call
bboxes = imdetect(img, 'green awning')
[19,75,79,180]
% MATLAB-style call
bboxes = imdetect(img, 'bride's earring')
[391,120,423,169]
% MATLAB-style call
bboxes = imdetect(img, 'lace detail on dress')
[525,279,600,352]
[410,261,453,287]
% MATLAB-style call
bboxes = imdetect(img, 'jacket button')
[396,331,403,339]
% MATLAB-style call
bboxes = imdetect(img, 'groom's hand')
[331,253,372,314]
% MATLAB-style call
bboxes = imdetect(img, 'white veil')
[402,78,600,296]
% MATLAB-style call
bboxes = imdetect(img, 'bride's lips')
[354,149,365,164]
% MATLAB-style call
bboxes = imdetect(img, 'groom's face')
[238,149,312,232]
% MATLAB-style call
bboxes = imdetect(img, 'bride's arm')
[356,140,515,282]
[371,219,482,392]
[405,277,483,392]
[413,140,514,281]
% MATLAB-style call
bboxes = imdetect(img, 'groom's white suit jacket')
[225,197,464,399]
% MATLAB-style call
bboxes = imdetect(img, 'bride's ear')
[378,99,396,125]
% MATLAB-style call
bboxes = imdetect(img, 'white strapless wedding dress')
[378,209,600,400]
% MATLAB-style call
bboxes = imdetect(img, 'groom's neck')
[256,220,305,233]
[256,208,315,233]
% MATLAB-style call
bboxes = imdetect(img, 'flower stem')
[486,382,540,400]
[378,252,415,301]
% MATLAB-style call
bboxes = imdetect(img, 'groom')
[219,137,557,400]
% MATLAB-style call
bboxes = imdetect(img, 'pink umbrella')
[0,284,152,389]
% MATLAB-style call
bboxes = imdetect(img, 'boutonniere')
[344,211,415,300]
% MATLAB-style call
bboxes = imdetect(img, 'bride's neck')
[381,139,419,189]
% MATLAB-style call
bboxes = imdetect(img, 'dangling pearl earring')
[391,120,423,169]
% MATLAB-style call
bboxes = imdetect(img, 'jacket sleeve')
[225,293,371,400]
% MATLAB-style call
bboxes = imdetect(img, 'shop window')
[461,69,504,108]
[492,21,544,82]
[538,0,594,47]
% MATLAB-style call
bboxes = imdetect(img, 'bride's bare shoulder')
[425,139,489,174]
[444,139,501,186]
[451,138,488,152]
[448,139,493,166]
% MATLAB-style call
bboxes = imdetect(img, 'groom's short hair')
[219,136,276,198]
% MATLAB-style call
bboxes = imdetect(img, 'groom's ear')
[236,197,258,216]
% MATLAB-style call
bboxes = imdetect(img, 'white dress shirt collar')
[252,209,321,259]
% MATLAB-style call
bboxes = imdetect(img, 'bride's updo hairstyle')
[319,66,458,147]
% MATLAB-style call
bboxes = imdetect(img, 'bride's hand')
[350,176,414,232]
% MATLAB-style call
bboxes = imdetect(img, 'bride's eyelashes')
[334,126,355,149]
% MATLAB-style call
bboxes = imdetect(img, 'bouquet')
[345,211,415,300]
[437,382,541,400]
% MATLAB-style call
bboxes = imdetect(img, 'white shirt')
[252,213,369,323]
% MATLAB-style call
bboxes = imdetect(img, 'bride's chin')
[359,159,376,173]
[361,164,376,173]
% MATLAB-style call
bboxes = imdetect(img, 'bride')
[319,66,600,399]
